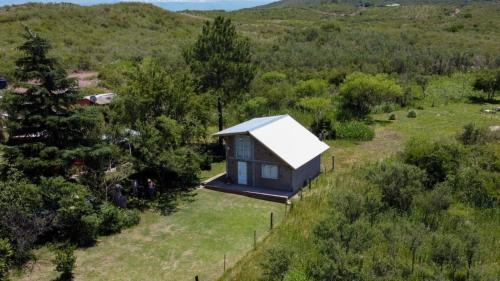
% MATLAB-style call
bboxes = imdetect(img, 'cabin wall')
[223,135,292,191]
[291,156,321,192]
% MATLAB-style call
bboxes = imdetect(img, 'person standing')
[147,178,156,198]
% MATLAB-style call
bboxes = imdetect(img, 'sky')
[0,0,279,11]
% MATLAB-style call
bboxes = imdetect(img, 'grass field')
[13,183,286,281]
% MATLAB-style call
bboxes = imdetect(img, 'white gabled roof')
[214,115,329,170]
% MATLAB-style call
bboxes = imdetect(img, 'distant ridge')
[258,0,492,8]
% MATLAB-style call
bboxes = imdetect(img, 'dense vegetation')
[0,1,499,280]
[253,130,499,281]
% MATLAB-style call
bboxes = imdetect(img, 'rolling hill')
[0,3,203,78]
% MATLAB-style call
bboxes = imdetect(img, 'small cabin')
[212,115,329,198]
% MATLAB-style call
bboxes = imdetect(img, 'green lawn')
[14,189,285,281]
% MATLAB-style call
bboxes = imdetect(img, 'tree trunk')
[217,97,224,156]
[217,97,224,132]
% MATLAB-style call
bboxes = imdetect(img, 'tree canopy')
[184,16,255,131]
[338,72,402,120]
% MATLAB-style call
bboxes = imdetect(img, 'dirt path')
[179,12,210,21]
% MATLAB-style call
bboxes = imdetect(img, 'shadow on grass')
[154,187,199,215]
[53,273,72,281]
[468,96,500,104]
[366,119,392,126]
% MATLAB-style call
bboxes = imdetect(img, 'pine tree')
[1,28,106,180]
[184,16,255,133]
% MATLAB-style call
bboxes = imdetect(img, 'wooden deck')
[202,173,293,203]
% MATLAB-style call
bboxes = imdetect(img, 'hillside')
[0,3,203,78]
[262,0,495,8]
[2,2,500,81]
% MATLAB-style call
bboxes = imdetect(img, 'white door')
[238,161,247,185]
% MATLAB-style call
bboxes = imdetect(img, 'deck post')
[254,230,257,250]
[224,254,226,272]
[195,276,199,281]
[270,212,274,230]
[308,178,312,190]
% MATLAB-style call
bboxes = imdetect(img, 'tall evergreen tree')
[184,16,255,133]
[1,28,105,180]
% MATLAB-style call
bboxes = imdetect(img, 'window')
[261,164,278,179]
[235,136,251,160]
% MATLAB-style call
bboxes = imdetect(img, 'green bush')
[78,214,100,246]
[98,203,124,235]
[388,113,396,120]
[310,116,334,139]
[261,71,287,84]
[413,184,452,229]
[407,110,417,118]
[0,239,13,280]
[458,123,500,145]
[121,209,141,228]
[338,72,402,120]
[334,121,374,141]
[261,247,293,281]
[364,161,426,211]
[444,167,498,207]
[53,244,76,281]
[294,79,328,97]
[403,140,462,187]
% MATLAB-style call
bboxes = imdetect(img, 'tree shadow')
[53,273,73,281]
[468,96,500,104]
[365,119,392,126]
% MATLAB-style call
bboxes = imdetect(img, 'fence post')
[270,212,274,231]
[308,178,312,190]
[331,155,335,171]
[254,230,257,250]
[195,276,199,281]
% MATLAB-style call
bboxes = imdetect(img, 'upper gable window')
[235,136,251,160]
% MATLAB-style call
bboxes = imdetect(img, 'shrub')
[334,121,374,141]
[77,214,100,246]
[311,116,334,140]
[241,97,269,119]
[327,68,347,86]
[403,140,462,187]
[49,178,99,246]
[364,161,426,211]
[444,167,498,207]
[261,71,287,84]
[458,123,500,145]
[294,79,328,97]
[413,185,452,229]
[0,239,13,280]
[261,247,293,281]
[338,72,402,120]
[121,209,141,228]
[98,203,124,235]
[407,110,417,118]
[372,102,398,114]
[388,113,396,120]
[53,244,76,281]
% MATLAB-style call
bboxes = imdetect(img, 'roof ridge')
[248,114,288,132]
